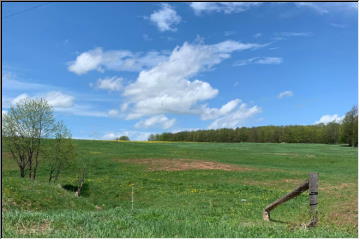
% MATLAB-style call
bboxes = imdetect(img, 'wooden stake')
[131,186,134,211]
[307,172,318,227]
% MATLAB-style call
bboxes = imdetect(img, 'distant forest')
[149,106,358,147]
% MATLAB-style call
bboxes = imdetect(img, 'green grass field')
[2,140,358,237]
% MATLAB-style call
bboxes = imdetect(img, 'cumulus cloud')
[190,2,262,14]
[68,48,168,75]
[135,115,176,129]
[11,91,74,108]
[149,3,181,32]
[201,99,241,120]
[234,57,283,66]
[208,103,261,129]
[122,40,264,120]
[315,114,344,124]
[93,76,123,91]
[277,90,293,99]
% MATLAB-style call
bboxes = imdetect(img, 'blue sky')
[2,2,358,140]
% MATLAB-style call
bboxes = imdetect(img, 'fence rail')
[263,173,318,227]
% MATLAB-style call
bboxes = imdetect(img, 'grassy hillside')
[2,140,358,237]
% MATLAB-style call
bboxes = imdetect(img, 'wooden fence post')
[307,172,318,227]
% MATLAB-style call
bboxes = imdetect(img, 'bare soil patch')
[17,220,52,235]
[117,158,253,171]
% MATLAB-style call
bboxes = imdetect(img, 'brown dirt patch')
[17,220,52,235]
[273,153,299,157]
[327,197,358,226]
[117,158,253,171]
[243,178,304,188]
[319,182,357,192]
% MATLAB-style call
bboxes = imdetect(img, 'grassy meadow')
[2,140,358,237]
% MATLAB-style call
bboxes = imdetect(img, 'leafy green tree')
[341,106,358,147]
[117,136,130,141]
[3,98,56,179]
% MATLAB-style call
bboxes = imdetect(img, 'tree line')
[149,106,358,147]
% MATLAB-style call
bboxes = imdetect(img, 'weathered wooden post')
[307,172,318,227]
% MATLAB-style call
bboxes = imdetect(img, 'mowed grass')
[2,140,358,237]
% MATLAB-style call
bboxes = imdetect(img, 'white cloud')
[2,72,52,91]
[235,57,283,66]
[295,2,357,15]
[201,99,241,120]
[55,104,108,117]
[68,48,168,75]
[149,3,181,32]
[11,93,30,105]
[135,115,176,129]
[44,91,74,108]
[276,32,311,37]
[120,103,129,112]
[108,109,119,117]
[272,32,312,41]
[93,76,123,91]
[208,103,261,129]
[190,2,262,14]
[277,90,293,99]
[102,132,117,140]
[315,114,344,124]
[122,40,264,120]
[11,91,74,108]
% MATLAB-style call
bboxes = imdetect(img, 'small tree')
[117,136,130,141]
[45,122,75,183]
[3,98,55,179]
[148,134,156,141]
[2,98,74,179]
[75,158,88,197]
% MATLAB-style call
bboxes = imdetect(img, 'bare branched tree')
[45,122,75,183]
[75,158,88,197]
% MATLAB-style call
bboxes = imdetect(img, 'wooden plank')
[307,172,318,227]
[263,180,309,221]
